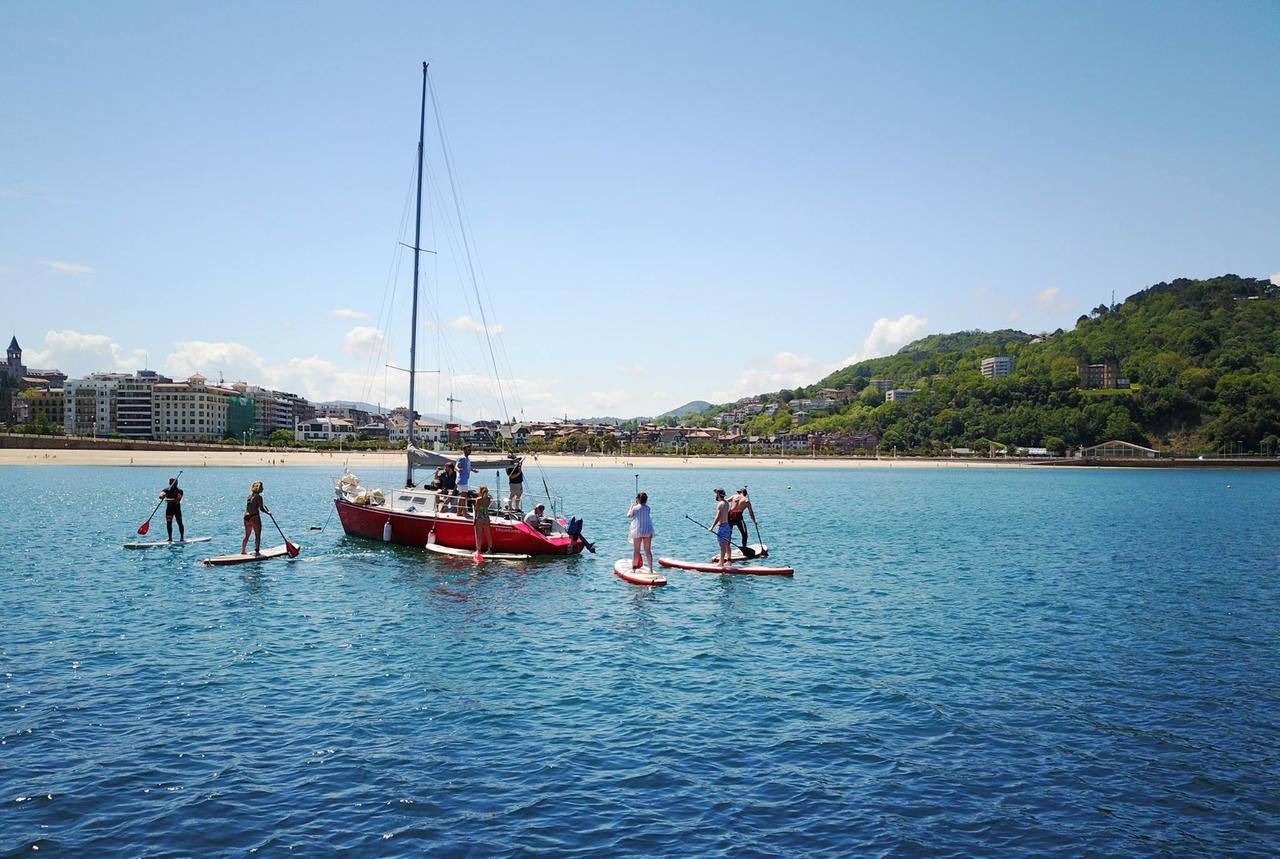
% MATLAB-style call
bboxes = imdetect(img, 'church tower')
[5,336,23,379]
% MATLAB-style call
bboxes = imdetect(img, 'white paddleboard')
[124,537,212,549]
[424,543,533,562]
[614,559,667,586]
[201,544,297,566]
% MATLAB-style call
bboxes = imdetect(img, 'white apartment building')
[885,388,920,402]
[296,417,356,442]
[387,418,447,444]
[63,373,129,435]
[153,374,237,441]
[981,356,1016,378]
[116,371,171,438]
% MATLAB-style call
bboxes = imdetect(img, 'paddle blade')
[740,545,757,559]
[285,541,300,558]
[137,520,151,536]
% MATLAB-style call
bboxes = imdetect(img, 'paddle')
[684,514,756,558]
[138,470,182,535]
[265,510,301,558]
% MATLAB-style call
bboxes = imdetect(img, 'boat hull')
[335,498,583,556]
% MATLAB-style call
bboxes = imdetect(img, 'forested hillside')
[720,275,1280,454]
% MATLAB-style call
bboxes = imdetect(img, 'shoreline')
[1,448,1275,470]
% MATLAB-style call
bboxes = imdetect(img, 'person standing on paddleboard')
[627,491,654,570]
[710,488,732,564]
[159,477,185,542]
[728,487,757,550]
[241,481,269,556]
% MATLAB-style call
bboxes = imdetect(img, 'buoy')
[382,520,392,542]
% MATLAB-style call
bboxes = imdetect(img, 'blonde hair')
[250,481,264,493]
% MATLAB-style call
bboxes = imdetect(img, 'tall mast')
[406,61,428,487]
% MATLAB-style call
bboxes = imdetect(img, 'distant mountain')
[708,273,1280,453]
[658,400,713,419]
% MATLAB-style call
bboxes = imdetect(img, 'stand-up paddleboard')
[658,557,794,576]
[424,543,533,562]
[201,544,297,566]
[708,543,769,562]
[614,559,667,586]
[123,537,212,549]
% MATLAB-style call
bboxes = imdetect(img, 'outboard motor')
[566,516,596,553]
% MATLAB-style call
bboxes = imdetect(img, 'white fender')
[382,520,392,542]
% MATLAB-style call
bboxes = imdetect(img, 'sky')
[3,1,1278,421]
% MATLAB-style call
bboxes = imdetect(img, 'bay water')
[2,463,1278,855]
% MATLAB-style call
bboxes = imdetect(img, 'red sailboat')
[334,64,588,558]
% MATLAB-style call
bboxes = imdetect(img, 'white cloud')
[1271,272,1279,287]
[1007,308,1023,322]
[165,340,266,382]
[841,314,928,365]
[331,308,370,321]
[449,315,504,336]
[1036,286,1072,314]
[712,351,836,401]
[26,330,148,375]
[42,260,94,275]
[617,363,644,376]
[343,326,386,356]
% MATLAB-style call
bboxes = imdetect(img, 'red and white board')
[123,536,212,549]
[425,543,533,562]
[201,544,297,566]
[614,558,667,586]
[658,557,794,576]
[709,543,769,562]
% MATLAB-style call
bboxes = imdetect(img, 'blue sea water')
[2,462,1279,856]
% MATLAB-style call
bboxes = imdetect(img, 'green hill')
[722,274,1280,454]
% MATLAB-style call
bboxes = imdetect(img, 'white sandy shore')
[0,448,1038,469]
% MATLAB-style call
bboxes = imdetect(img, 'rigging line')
[358,157,418,405]
[426,70,513,424]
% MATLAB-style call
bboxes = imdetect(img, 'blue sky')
[3,1,1277,420]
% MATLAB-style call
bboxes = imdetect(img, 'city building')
[885,388,919,402]
[295,417,356,443]
[152,374,240,441]
[63,373,129,435]
[3,336,27,384]
[15,388,64,427]
[981,356,1015,378]
[1079,359,1121,389]
[1079,439,1159,459]
[116,370,172,439]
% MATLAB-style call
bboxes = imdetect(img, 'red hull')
[335,499,582,556]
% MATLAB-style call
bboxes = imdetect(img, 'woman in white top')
[627,491,655,570]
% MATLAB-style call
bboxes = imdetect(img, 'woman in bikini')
[241,480,269,555]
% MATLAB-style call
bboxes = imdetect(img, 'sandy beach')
[0,447,1038,470]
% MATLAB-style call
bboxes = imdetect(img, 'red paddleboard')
[658,557,794,576]
[614,559,667,586]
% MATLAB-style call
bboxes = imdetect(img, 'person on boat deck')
[627,491,655,570]
[523,503,545,529]
[472,485,494,554]
[505,456,524,511]
[241,480,269,556]
[710,488,732,565]
[159,477,185,542]
[728,487,757,549]
[456,445,473,515]
[434,461,458,512]
[426,466,444,491]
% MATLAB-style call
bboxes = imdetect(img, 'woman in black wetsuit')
[159,477,185,542]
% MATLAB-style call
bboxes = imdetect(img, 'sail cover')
[407,444,515,472]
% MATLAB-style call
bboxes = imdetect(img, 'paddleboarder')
[241,480,270,556]
[456,445,473,515]
[158,477,185,542]
[728,487,757,550]
[710,488,732,565]
[627,491,654,570]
